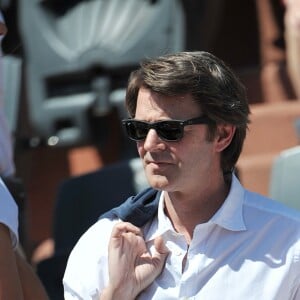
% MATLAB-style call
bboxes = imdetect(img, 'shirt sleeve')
[0,177,18,248]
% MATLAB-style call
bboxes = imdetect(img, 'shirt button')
[174,249,182,256]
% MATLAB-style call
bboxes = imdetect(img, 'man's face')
[134,87,222,194]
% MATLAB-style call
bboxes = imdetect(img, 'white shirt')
[63,175,300,300]
[0,177,18,248]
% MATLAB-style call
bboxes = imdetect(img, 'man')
[63,51,300,299]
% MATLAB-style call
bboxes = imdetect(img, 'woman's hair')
[125,51,250,173]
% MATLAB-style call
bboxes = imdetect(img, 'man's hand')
[101,222,169,300]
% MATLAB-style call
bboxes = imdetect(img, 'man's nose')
[142,129,166,151]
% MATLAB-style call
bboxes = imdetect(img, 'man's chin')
[146,173,170,190]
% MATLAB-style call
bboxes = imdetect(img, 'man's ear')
[214,124,236,152]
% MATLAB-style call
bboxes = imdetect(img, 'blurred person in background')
[0,10,49,300]
[284,0,300,99]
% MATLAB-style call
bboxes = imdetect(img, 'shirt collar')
[144,191,173,242]
[209,174,247,231]
[144,174,246,241]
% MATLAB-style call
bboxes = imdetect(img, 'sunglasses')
[122,115,211,142]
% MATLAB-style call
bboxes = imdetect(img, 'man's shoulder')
[244,189,300,225]
[99,187,160,227]
[63,217,119,296]
[71,187,160,254]
[82,217,120,243]
[67,217,120,266]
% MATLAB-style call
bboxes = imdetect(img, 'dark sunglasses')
[122,115,211,142]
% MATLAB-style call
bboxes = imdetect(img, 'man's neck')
[163,174,231,244]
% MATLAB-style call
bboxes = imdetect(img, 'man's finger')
[111,221,142,238]
[154,236,169,255]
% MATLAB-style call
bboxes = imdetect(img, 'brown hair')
[125,51,250,173]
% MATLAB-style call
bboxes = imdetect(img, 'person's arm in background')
[15,250,49,300]
[0,223,23,300]
[0,179,49,300]
[0,224,49,300]
[284,0,300,99]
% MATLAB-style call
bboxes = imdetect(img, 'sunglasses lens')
[125,121,148,140]
[123,120,184,141]
[157,121,182,141]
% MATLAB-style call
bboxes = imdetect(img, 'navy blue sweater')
[100,187,161,227]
